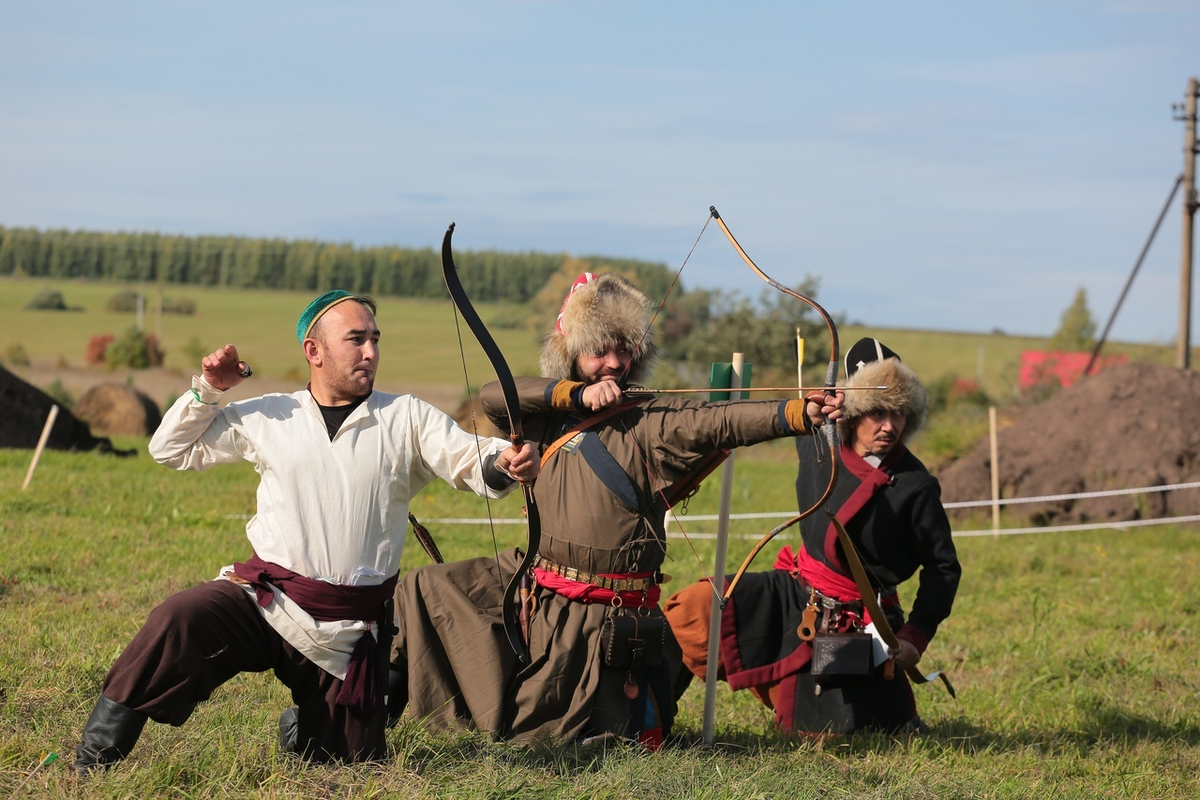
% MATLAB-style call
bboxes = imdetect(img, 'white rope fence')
[416,479,1200,539]
[940,480,1200,509]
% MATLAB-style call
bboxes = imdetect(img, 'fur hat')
[837,339,928,444]
[539,273,658,383]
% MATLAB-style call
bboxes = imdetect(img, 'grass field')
[0,276,544,389]
[3,275,1198,796]
[1,439,1198,798]
[1,275,1184,407]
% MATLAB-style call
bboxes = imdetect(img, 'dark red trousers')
[101,580,385,762]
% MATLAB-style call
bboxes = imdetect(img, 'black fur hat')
[837,338,928,443]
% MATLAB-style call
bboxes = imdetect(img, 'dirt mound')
[0,365,133,455]
[938,362,1200,524]
[74,383,163,436]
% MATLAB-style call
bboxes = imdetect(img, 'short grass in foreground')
[1,442,1198,798]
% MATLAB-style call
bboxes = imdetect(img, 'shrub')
[163,296,197,315]
[43,379,74,410]
[107,290,197,315]
[949,377,989,408]
[919,405,991,473]
[86,334,115,366]
[25,288,69,310]
[181,336,208,367]
[4,342,31,366]
[927,374,990,413]
[106,290,145,313]
[104,327,164,370]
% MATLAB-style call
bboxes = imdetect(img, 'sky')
[2,1,1198,343]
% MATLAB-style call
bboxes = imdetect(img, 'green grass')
[4,275,1187,406]
[2,442,1199,798]
[0,276,544,388]
[3,275,1198,796]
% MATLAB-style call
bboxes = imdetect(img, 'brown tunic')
[390,377,804,743]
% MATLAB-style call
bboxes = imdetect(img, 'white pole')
[702,352,743,747]
[989,406,1000,532]
[22,405,59,491]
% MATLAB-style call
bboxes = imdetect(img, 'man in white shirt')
[74,291,538,773]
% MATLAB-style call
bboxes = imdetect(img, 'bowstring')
[616,210,724,604]
[447,301,506,587]
[618,213,713,385]
[617,413,724,606]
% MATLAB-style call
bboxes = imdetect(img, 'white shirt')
[149,375,515,678]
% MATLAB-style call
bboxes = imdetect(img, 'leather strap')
[827,512,956,698]
[539,399,645,468]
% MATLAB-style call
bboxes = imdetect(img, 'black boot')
[74,696,148,776]
[386,667,407,728]
[278,706,300,754]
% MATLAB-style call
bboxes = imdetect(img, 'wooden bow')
[709,206,842,606]
[441,223,541,664]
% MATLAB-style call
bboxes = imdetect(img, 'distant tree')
[658,288,712,361]
[684,279,832,382]
[527,258,598,338]
[1049,287,1096,352]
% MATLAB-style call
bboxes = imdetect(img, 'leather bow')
[708,206,842,606]
[829,512,956,697]
[441,223,541,664]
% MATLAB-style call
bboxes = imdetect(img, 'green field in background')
[1,275,1183,402]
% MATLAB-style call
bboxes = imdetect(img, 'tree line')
[0,225,676,305]
[1,224,835,382]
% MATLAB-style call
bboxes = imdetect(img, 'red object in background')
[85,334,115,365]
[1019,350,1128,390]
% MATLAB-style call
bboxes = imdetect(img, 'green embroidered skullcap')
[296,290,378,343]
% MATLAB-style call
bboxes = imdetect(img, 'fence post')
[22,405,59,491]
[989,406,1000,532]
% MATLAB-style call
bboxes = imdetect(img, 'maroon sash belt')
[233,554,397,713]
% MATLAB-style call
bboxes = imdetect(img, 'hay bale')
[74,383,163,436]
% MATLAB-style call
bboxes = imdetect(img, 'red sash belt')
[533,567,661,608]
[776,544,899,623]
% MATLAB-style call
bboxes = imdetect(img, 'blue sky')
[2,1,1198,343]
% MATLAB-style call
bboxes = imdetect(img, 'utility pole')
[1174,77,1198,370]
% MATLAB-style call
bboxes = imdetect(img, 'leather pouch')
[601,613,665,668]
[810,631,873,678]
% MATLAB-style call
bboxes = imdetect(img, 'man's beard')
[333,371,375,398]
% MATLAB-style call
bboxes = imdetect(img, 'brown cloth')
[102,580,386,761]
[390,377,807,743]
